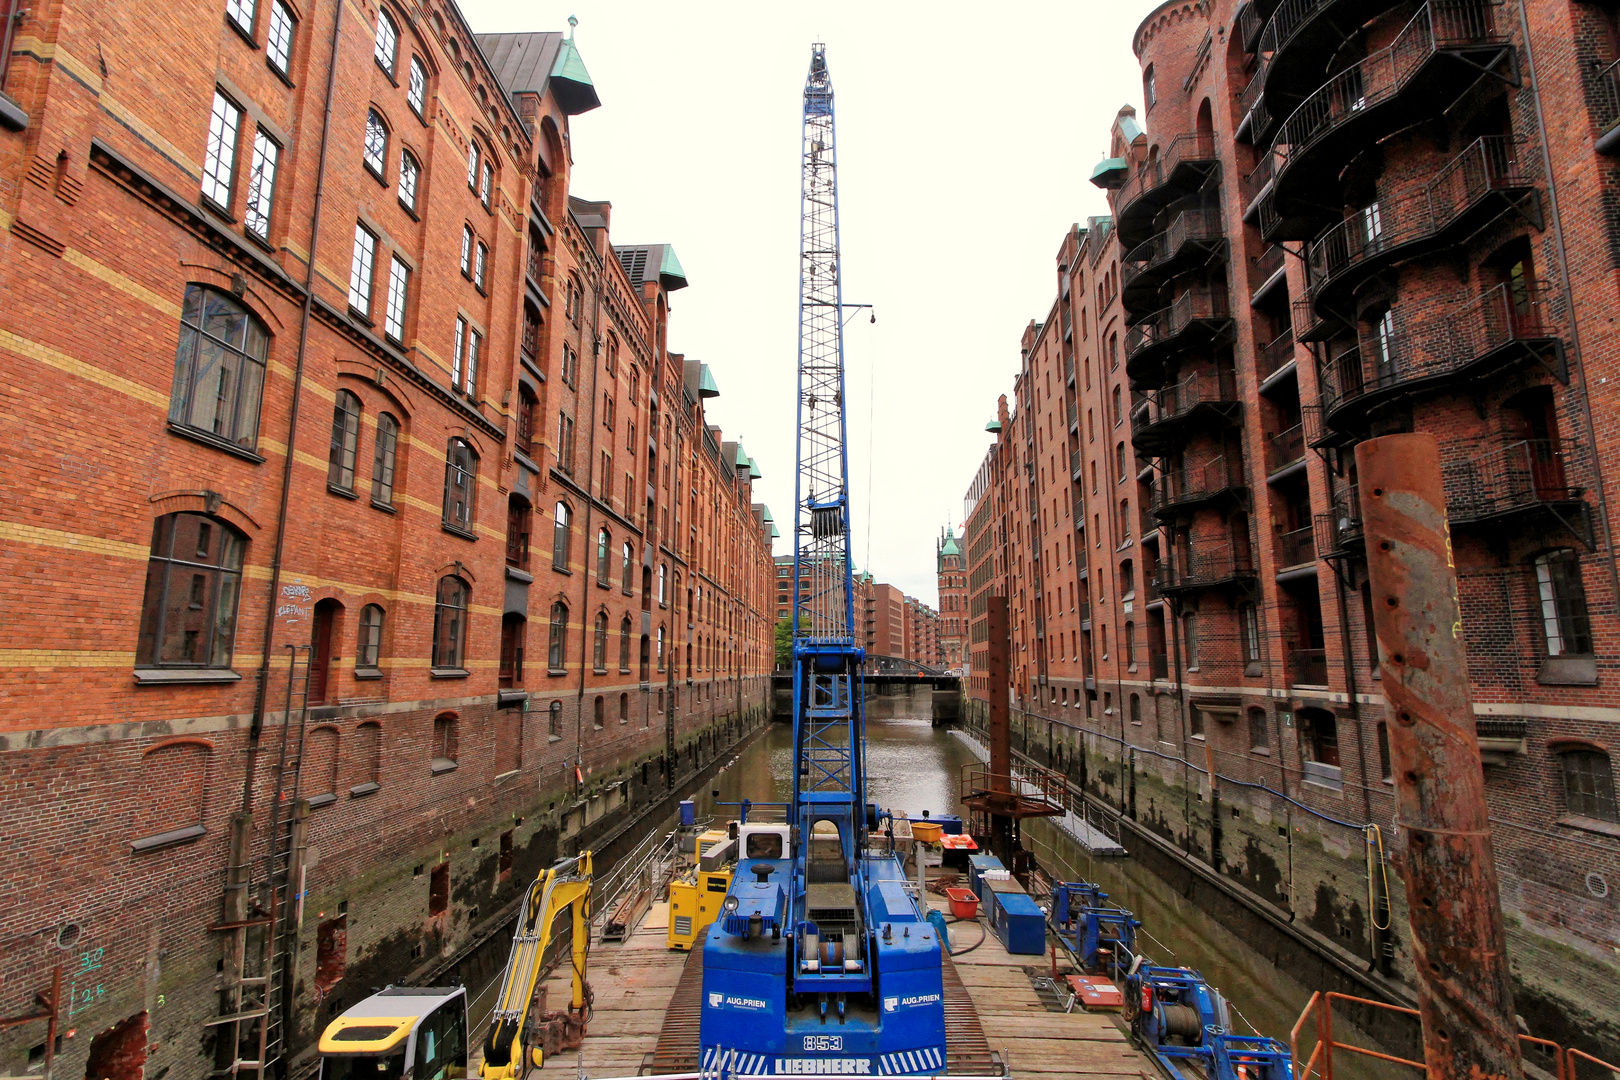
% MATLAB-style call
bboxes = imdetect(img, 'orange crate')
[943,887,979,919]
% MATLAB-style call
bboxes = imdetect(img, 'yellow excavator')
[479,850,594,1077]
[316,852,592,1079]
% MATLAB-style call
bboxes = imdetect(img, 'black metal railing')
[1237,0,1264,52]
[1122,208,1225,292]
[1444,438,1583,521]
[1315,484,1363,555]
[1594,57,1620,136]
[1115,133,1220,225]
[1152,454,1242,512]
[1270,2,1508,181]
[1267,422,1306,474]
[1287,646,1329,687]
[1257,328,1296,381]
[1276,523,1316,568]
[1306,136,1529,295]
[1147,367,1240,425]
[1163,549,1256,590]
[1240,67,1272,140]
[1241,151,1275,211]
[1125,287,1231,361]
[1318,282,1554,415]
[1251,242,1286,292]
[1071,449,1083,480]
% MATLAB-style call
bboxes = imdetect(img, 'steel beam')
[1357,433,1524,1080]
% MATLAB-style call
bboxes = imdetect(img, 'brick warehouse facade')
[0,1,773,1077]
[963,0,1620,1060]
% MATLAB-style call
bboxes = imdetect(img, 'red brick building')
[962,0,1620,1056]
[936,527,968,670]
[0,4,773,1077]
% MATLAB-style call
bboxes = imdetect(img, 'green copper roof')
[748,458,762,480]
[1118,112,1144,145]
[770,524,781,538]
[1090,157,1129,189]
[759,505,774,522]
[941,534,960,557]
[985,420,1002,433]
[659,246,688,290]
[698,364,720,398]
[548,30,601,115]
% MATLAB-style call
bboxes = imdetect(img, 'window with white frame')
[202,91,242,209]
[474,242,487,289]
[243,129,279,240]
[467,142,480,190]
[348,223,377,314]
[384,256,409,341]
[460,225,473,275]
[464,329,480,397]
[452,315,466,387]
[1535,549,1594,656]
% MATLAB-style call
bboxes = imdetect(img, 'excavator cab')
[317,985,468,1079]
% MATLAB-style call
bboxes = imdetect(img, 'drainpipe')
[575,247,606,782]
[242,0,345,810]
[1518,1,1620,604]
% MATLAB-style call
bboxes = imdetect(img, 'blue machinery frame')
[696,45,949,1078]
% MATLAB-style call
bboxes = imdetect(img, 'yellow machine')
[479,851,594,1077]
[667,823,791,950]
[668,829,733,950]
[316,985,468,1079]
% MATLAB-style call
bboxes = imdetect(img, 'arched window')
[136,513,246,669]
[466,141,481,192]
[548,699,562,737]
[552,502,572,571]
[327,389,360,491]
[621,542,634,592]
[506,496,531,570]
[593,611,608,672]
[169,285,269,448]
[1142,64,1156,110]
[499,614,525,688]
[657,564,667,606]
[371,413,398,507]
[1534,549,1593,656]
[548,601,568,671]
[656,625,666,672]
[355,721,382,788]
[431,576,468,670]
[364,110,389,178]
[442,438,476,532]
[398,149,419,211]
[620,616,632,672]
[597,527,610,584]
[356,604,384,671]
[620,692,629,723]
[432,712,458,769]
[516,385,537,456]
[374,10,398,73]
[593,695,604,729]
[1240,603,1261,663]
[407,56,428,116]
[1559,747,1617,823]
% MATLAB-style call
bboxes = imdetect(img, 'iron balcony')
[1112,133,1221,249]
[1132,367,1242,458]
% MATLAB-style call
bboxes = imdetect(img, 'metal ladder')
[212,645,312,1078]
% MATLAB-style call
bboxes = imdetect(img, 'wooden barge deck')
[523,897,1157,1079]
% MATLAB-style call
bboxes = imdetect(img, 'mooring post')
[986,595,1014,863]
[1357,433,1524,1080]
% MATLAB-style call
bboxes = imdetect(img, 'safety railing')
[1256,328,1296,381]
[1162,548,1256,590]
[1306,136,1530,295]
[1267,422,1306,474]
[959,759,1068,814]
[1236,0,1264,52]
[1239,67,1271,139]
[1241,151,1275,211]
[1318,282,1556,416]
[1287,646,1329,687]
[1444,438,1584,521]
[1276,524,1316,569]
[1124,286,1231,362]
[1251,241,1286,292]
[1146,367,1240,425]
[1122,208,1225,292]
[1114,133,1220,227]
[1151,453,1242,512]
[1070,449,1083,480]
[1314,484,1362,555]
[1291,990,1606,1080]
[1272,2,1508,180]
[1594,56,1620,137]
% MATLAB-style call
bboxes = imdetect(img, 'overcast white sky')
[464,0,1163,603]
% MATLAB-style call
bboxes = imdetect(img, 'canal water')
[695,688,1386,1078]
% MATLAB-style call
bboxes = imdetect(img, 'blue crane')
[696,44,949,1078]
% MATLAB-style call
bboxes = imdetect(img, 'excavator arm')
[479,851,593,1078]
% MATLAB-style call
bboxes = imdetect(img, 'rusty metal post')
[1357,433,1524,1080]
[986,595,1014,862]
